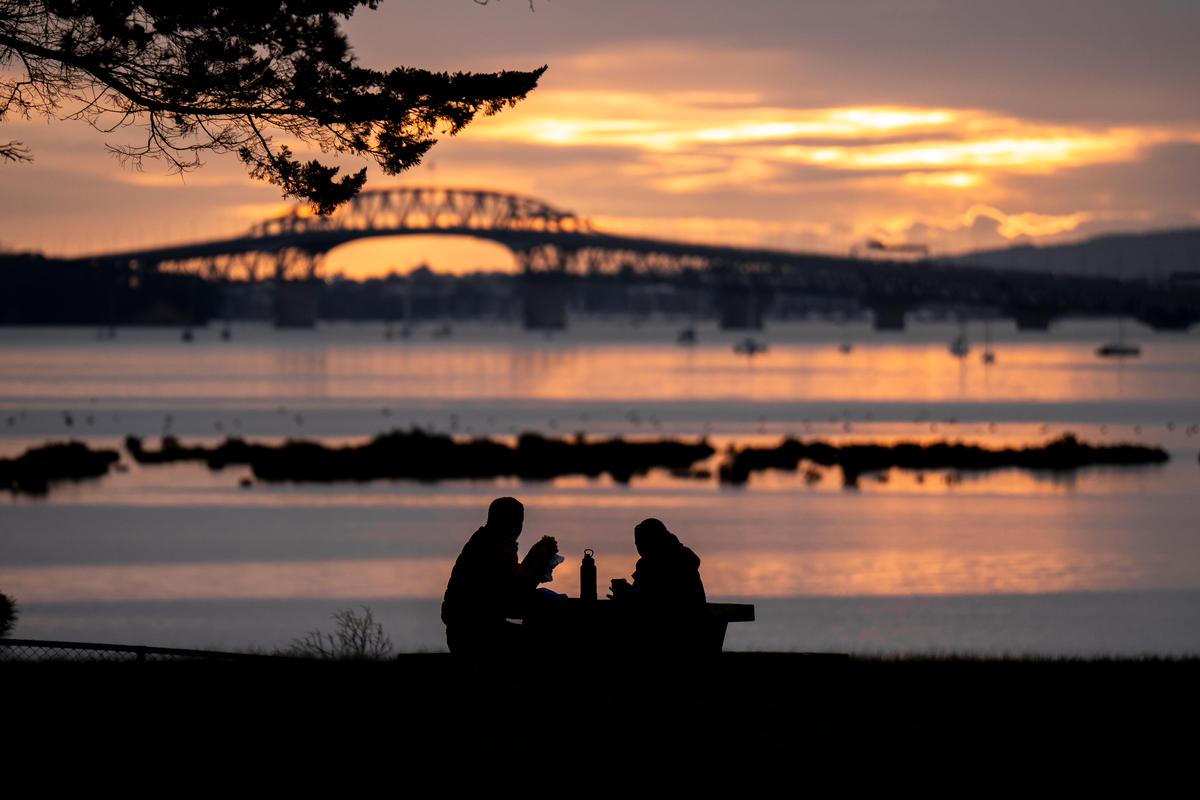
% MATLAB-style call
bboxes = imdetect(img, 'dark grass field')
[6,653,1197,759]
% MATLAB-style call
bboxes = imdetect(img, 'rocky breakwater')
[125,429,716,485]
[1,441,121,495]
[718,433,1170,487]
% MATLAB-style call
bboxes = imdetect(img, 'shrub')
[0,592,17,638]
[289,606,392,660]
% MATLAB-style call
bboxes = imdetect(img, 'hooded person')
[621,518,711,652]
[630,518,706,608]
[441,497,558,655]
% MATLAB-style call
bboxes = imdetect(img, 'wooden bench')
[707,602,756,649]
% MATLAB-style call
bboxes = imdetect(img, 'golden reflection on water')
[0,559,454,603]
[0,547,1146,604]
[1,331,1196,403]
[699,550,1144,596]
[2,325,1195,612]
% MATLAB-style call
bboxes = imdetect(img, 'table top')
[540,598,755,623]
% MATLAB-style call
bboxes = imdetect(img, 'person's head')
[486,496,524,539]
[634,517,679,558]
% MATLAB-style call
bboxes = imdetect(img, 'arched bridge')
[77,187,601,279]
[69,186,1198,331]
[249,185,592,241]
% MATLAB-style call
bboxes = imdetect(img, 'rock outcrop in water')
[7,432,1167,493]
[717,433,1170,486]
[1,441,121,495]
[125,430,716,484]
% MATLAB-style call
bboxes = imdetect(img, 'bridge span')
[67,187,1198,331]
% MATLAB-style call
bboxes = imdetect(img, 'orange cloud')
[961,205,1091,239]
[469,91,968,151]
[903,171,985,188]
[465,87,1198,187]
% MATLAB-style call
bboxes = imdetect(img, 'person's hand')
[522,535,558,574]
[528,535,558,558]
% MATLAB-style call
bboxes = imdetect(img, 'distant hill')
[946,228,1200,282]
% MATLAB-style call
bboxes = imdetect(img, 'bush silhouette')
[289,606,392,660]
[0,592,17,638]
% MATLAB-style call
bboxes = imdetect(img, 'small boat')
[432,322,453,339]
[677,326,697,345]
[181,328,194,343]
[1096,342,1141,358]
[837,342,853,354]
[1097,317,1139,358]
[733,337,768,356]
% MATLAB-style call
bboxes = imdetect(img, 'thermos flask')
[581,549,596,601]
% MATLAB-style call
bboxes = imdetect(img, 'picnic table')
[520,597,755,653]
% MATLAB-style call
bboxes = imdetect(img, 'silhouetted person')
[612,518,710,652]
[441,497,558,655]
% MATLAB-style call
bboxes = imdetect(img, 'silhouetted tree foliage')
[0,591,17,637]
[0,2,544,212]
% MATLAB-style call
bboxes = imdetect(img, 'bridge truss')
[65,186,1198,329]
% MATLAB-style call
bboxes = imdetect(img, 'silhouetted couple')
[441,497,709,655]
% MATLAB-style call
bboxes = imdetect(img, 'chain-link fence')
[0,637,283,662]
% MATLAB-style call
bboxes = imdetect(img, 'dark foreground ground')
[5,654,1197,761]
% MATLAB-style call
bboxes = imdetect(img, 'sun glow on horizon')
[322,235,519,279]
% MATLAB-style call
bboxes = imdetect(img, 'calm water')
[1,318,1198,655]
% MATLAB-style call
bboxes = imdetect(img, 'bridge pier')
[1136,307,1198,331]
[716,284,771,329]
[521,272,568,330]
[870,301,909,331]
[1010,307,1057,331]
[273,280,320,328]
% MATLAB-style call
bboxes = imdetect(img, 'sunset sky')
[2,0,1198,276]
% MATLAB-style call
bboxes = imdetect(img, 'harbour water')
[2,318,1198,655]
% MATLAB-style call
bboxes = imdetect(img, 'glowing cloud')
[469,92,969,151]
[778,130,1153,172]
[962,205,1091,239]
[452,84,1199,255]
[465,89,1189,177]
[903,171,985,188]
